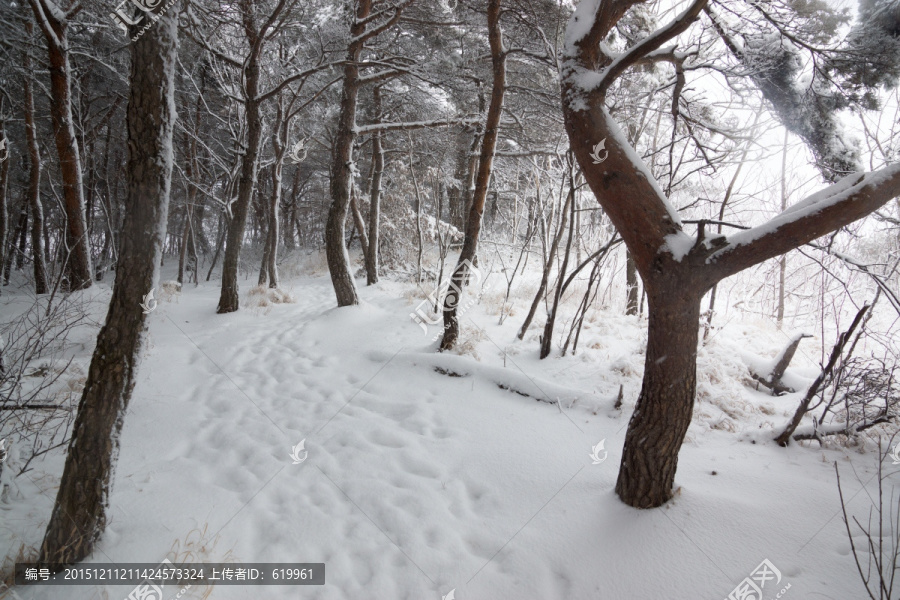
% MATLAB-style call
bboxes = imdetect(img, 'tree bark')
[625,250,638,315]
[27,0,93,290]
[39,1,178,568]
[324,0,372,307]
[615,283,703,508]
[217,0,264,313]
[0,117,8,294]
[440,0,505,350]
[366,87,384,285]
[559,0,900,509]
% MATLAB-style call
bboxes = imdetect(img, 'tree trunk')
[366,87,384,285]
[615,286,703,508]
[217,0,264,313]
[440,0,505,351]
[28,0,93,290]
[625,250,638,315]
[39,1,178,568]
[325,0,372,307]
[0,117,8,294]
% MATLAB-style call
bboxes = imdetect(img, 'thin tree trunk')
[0,116,8,294]
[325,0,374,307]
[518,174,572,339]
[27,0,93,290]
[540,169,576,359]
[776,129,789,328]
[366,87,384,285]
[625,251,638,315]
[39,2,178,568]
[4,205,26,284]
[440,0,505,350]
[217,0,264,313]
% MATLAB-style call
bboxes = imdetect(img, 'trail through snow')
[0,272,889,600]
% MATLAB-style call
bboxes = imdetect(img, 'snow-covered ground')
[0,257,894,600]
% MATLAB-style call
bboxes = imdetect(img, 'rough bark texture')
[561,0,900,508]
[27,0,93,290]
[615,278,703,507]
[324,0,371,307]
[440,0,505,351]
[39,1,178,569]
[217,0,264,313]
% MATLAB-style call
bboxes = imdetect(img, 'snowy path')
[2,274,887,600]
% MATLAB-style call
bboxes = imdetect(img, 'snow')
[661,231,695,262]
[712,162,900,260]
[0,261,893,600]
[563,0,602,57]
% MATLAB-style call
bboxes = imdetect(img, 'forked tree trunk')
[440,0,505,350]
[615,284,702,507]
[27,0,93,290]
[39,1,178,568]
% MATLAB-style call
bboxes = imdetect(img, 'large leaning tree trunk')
[38,2,178,568]
[562,0,900,509]
[26,0,93,290]
[440,0,506,350]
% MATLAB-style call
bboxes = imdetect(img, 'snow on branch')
[594,0,708,97]
[709,163,900,277]
[355,116,480,135]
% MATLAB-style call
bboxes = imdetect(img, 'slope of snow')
[0,264,893,600]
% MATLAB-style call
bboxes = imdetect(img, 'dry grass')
[245,286,296,309]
